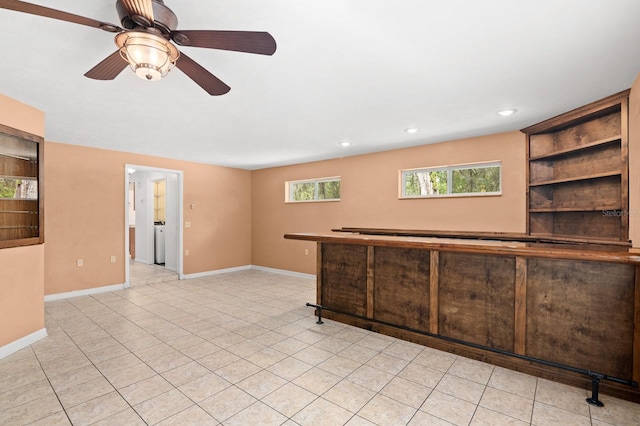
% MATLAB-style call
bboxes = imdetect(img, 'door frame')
[124,164,184,287]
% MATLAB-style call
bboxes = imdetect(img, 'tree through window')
[401,162,501,198]
[287,177,341,202]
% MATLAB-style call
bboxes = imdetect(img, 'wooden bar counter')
[284,230,640,402]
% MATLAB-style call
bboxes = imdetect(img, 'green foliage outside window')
[0,177,38,199]
[402,163,500,198]
[317,180,341,199]
[292,182,316,201]
[289,178,341,202]
[0,178,19,198]
[452,166,500,193]
[404,170,448,196]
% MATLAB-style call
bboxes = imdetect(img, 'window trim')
[285,176,341,203]
[399,161,502,199]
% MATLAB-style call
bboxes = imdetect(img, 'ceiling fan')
[0,0,277,95]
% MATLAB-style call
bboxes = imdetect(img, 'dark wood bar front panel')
[525,258,635,379]
[373,246,430,331]
[438,252,515,352]
[320,243,368,317]
[286,232,640,402]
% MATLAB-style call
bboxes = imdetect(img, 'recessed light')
[497,108,517,117]
[339,141,351,147]
[405,128,419,134]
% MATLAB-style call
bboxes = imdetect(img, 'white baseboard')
[0,328,47,360]
[44,268,313,299]
[182,265,315,280]
[251,265,316,280]
[44,283,125,302]
[183,265,252,279]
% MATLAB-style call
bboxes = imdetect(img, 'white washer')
[154,225,165,264]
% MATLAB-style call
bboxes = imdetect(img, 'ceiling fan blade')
[172,30,276,55]
[175,52,230,96]
[120,0,154,23]
[85,51,128,80]
[0,0,121,31]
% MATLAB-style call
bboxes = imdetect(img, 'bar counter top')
[285,231,640,264]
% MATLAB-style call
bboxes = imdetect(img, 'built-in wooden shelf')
[528,205,622,213]
[528,170,621,187]
[522,90,630,242]
[0,226,36,229]
[0,123,43,248]
[528,135,621,161]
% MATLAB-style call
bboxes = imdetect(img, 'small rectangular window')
[400,162,501,198]
[0,177,38,200]
[286,177,341,202]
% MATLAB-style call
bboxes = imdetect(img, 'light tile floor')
[2,269,640,425]
[129,261,179,287]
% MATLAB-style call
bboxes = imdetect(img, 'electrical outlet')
[185,249,190,256]
[185,221,191,228]
[110,255,116,263]
[77,259,83,267]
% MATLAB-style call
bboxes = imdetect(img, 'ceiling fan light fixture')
[115,31,179,81]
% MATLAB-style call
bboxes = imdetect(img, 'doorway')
[125,164,184,287]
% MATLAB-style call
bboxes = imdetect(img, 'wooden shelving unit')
[521,90,630,242]
[0,124,42,246]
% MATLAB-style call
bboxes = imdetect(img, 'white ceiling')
[2,0,640,170]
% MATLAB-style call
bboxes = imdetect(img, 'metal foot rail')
[305,303,323,324]
[305,302,638,407]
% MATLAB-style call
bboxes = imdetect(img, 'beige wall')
[44,142,252,295]
[252,131,527,274]
[629,74,640,246]
[0,94,45,347]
